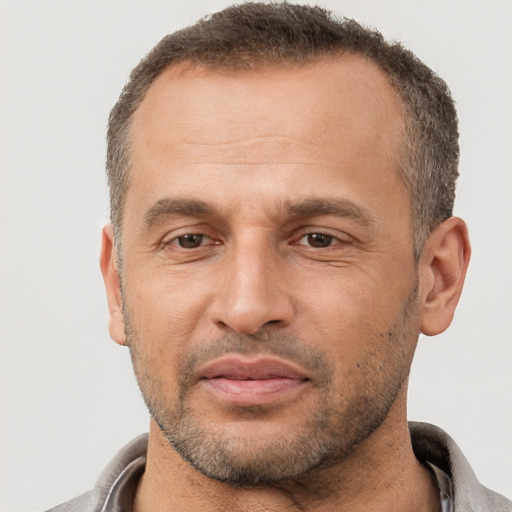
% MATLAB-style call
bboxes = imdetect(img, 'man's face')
[116,57,421,484]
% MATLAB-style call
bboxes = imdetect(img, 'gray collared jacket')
[46,422,512,512]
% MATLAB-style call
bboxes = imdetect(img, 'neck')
[134,390,440,512]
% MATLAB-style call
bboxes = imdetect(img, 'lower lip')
[201,377,308,405]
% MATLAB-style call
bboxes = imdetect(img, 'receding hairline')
[133,50,408,111]
[126,52,410,183]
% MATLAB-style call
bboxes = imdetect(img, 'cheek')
[127,270,212,335]
[298,272,395,330]
[123,281,203,396]
[296,270,417,363]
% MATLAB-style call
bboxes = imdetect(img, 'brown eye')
[176,234,205,248]
[306,233,334,247]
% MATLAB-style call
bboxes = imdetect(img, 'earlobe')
[100,225,127,346]
[419,217,471,336]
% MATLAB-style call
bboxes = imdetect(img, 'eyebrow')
[284,198,374,226]
[142,196,374,230]
[143,198,213,228]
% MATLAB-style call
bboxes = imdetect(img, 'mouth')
[198,356,311,406]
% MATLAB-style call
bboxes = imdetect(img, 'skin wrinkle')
[179,134,339,149]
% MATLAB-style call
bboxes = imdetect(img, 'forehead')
[132,55,404,158]
[126,55,407,224]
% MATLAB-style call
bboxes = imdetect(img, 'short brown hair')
[107,2,458,259]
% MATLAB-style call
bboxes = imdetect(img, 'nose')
[209,242,295,335]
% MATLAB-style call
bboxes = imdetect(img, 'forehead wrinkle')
[178,135,340,158]
[144,135,343,168]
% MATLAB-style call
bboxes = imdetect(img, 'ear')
[419,216,471,336]
[100,225,127,346]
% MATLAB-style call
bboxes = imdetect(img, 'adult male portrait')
[1,2,510,512]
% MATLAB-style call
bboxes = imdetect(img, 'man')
[48,3,511,511]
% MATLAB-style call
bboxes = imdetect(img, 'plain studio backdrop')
[1,1,511,510]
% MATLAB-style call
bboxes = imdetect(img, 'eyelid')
[163,233,222,249]
[166,233,209,246]
[291,228,352,246]
[297,233,334,247]
[159,223,221,248]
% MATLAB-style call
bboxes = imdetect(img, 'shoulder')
[409,422,512,511]
[43,434,148,512]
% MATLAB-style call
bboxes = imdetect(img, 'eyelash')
[162,230,347,251]
[163,233,217,249]
[295,232,340,248]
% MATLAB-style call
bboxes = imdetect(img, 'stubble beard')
[125,285,419,487]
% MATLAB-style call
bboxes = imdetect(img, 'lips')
[198,356,310,405]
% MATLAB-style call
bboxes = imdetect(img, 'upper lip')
[199,356,310,381]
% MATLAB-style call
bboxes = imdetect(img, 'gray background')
[1,1,511,510]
